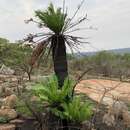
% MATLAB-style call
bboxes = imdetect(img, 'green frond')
[35,3,67,34]
[51,97,93,123]
[32,75,73,105]
[32,76,93,123]
[61,97,93,123]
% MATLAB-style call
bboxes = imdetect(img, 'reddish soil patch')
[76,79,130,105]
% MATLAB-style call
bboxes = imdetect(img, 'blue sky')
[0,0,130,52]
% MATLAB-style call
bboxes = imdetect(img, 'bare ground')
[76,79,130,105]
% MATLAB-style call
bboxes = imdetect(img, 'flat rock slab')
[76,79,130,105]
[0,124,15,130]
[10,119,24,124]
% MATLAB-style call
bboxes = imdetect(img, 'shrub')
[15,96,44,117]
[32,76,93,123]
[52,97,93,123]
[15,99,32,117]
[0,117,8,123]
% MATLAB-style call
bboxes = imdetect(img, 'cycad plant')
[32,76,93,125]
[24,0,88,88]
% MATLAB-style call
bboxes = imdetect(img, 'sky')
[0,0,130,52]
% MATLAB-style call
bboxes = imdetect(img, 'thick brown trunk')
[52,35,68,88]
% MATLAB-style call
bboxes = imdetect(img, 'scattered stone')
[10,78,18,82]
[82,120,92,130]
[2,94,17,109]
[0,65,14,75]
[4,88,13,97]
[108,101,128,118]
[30,96,40,102]
[10,119,24,130]
[0,80,3,84]
[0,98,3,106]
[0,109,17,120]
[0,124,15,130]
[0,86,14,98]
[0,86,5,96]
[122,110,130,127]
[102,113,115,126]
[10,119,24,124]
[25,82,35,90]
[103,100,130,127]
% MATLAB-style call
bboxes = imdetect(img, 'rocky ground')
[1,74,130,130]
[0,74,26,130]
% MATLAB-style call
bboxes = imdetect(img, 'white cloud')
[0,0,130,52]
[18,0,34,16]
[84,0,130,51]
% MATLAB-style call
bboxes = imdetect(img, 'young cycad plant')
[52,97,93,124]
[32,76,93,126]
[32,76,73,107]
[24,0,88,88]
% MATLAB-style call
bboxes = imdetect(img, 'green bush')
[15,96,44,117]
[15,99,32,117]
[0,117,8,123]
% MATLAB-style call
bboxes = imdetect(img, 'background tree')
[0,38,32,78]
[93,51,115,77]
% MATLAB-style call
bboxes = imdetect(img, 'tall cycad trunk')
[52,34,68,130]
[52,35,68,88]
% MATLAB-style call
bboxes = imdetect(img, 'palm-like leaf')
[32,75,73,106]
[62,97,93,122]
[35,3,67,34]
[52,97,93,123]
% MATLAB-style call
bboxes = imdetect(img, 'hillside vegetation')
[1,37,130,81]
